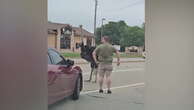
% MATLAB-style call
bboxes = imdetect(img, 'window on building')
[60,35,71,49]
[76,43,80,49]
[87,38,92,46]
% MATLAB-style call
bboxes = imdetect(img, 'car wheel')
[72,76,81,100]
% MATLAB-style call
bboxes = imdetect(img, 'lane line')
[83,68,144,75]
[113,68,144,72]
[81,82,145,95]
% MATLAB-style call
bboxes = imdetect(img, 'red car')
[47,48,83,105]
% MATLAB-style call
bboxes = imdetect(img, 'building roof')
[72,27,94,38]
[48,29,57,35]
[47,22,94,38]
[48,21,71,30]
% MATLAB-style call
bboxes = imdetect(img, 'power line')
[118,0,144,10]
[104,0,144,12]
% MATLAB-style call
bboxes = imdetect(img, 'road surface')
[49,61,145,110]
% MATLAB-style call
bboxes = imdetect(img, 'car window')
[48,55,51,64]
[49,50,64,65]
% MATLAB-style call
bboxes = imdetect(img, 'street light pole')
[101,18,106,39]
[94,0,98,38]
[80,25,83,43]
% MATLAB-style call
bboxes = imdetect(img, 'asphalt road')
[49,62,145,110]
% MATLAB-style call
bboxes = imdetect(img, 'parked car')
[47,48,83,105]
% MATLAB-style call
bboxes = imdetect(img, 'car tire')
[72,76,81,100]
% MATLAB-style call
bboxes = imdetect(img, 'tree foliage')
[96,21,145,48]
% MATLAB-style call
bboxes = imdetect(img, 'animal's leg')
[85,67,94,82]
[89,67,94,82]
[92,68,98,83]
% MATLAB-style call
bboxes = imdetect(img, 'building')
[48,22,95,52]
[72,27,95,52]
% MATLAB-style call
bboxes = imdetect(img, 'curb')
[75,60,145,64]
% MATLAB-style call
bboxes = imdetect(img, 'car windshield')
[49,50,64,65]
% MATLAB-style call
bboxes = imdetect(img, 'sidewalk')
[72,58,145,64]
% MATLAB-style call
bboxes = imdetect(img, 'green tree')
[96,21,145,49]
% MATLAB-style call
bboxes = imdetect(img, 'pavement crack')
[86,94,106,99]
[131,101,144,105]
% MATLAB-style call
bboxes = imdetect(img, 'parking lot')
[49,61,145,110]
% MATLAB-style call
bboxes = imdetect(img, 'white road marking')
[84,68,144,75]
[114,68,144,72]
[81,82,145,95]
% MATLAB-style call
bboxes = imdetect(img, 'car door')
[59,59,77,94]
[48,53,64,104]
[48,49,76,96]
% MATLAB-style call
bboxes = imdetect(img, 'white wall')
[145,0,194,110]
[0,0,47,110]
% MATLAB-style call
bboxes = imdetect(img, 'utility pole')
[80,25,83,43]
[94,0,98,39]
[101,18,106,39]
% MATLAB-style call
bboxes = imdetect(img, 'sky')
[48,0,145,33]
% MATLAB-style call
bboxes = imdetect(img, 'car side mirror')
[66,59,74,67]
